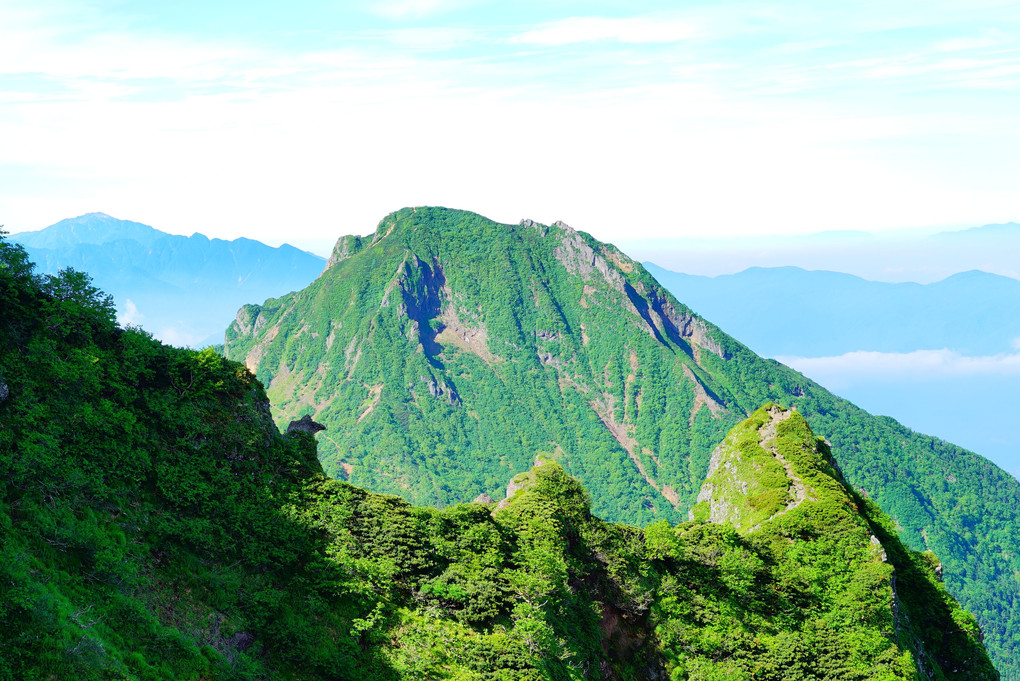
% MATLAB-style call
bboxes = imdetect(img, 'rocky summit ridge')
[694,405,996,680]
[694,405,822,532]
[226,206,734,524]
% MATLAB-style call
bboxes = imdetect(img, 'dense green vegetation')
[1,231,998,679]
[652,405,997,680]
[1,234,367,679]
[222,207,1020,678]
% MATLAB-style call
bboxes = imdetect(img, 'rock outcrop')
[693,405,827,532]
[286,415,326,436]
[325,234,365,270]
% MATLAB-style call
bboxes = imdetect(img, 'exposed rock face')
[649,294,726,359]
[0,379,8,403]
[286,415,326,436]
[553,228,626,293]
[232,305,259,338]
[325,234,364,270]
[424,376,459,405]
[395,255,445,352]
[549,222,724,362]
[473,493,495,504]
[519,218,548,236]
[496,455,550,511]
[436,285,498,365]
[497,475,529,512]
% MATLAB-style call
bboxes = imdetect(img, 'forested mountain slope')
[0,233,997,678]
[223,207,1020,678]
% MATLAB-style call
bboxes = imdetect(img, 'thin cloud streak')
[508,16,700,46]
[779,349,1020,382]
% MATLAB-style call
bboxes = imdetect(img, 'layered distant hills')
[222,207,1020,677]
[645,263,1020,475]
[9,212,326,347]
[643,264,1020,357]
[625,221,1020,283]
[0,231,998,678]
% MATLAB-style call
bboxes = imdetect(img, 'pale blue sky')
[3,0,1020,249]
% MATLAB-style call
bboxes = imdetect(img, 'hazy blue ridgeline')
[626,222,1020,284]
[645,262,1020,477]
[643,264,1020,357]
[11,213,326,347]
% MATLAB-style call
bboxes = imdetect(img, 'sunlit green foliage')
[221,208,1020,678]
[0,233,997,679]
[684,405,994,680]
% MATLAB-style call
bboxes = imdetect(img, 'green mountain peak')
[222,206,1020,676]
[225,206,739,523]
[693,404,843,532]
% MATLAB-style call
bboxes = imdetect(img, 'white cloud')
[154,325,204,349]
[935,33,1006,52]
[368,0,474,20]
[0,7,253,85]
[117,299,143,326]
[777,349,1020,381]
[374,27,482,50]
[509,16,699,46]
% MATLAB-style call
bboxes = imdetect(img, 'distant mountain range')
[623,221,1020,283]
[643,264,1020,357]
[10,213,326,347]
[645,263,1020,478]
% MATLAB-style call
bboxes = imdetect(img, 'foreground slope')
[223,207,1020,677]
[0,236,996,678]
[692,405,995,679]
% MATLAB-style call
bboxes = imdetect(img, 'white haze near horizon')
[640,223,1020,478]
[2,0,1020,248]
[622,227,1020,283]
[777,350,1020,479]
